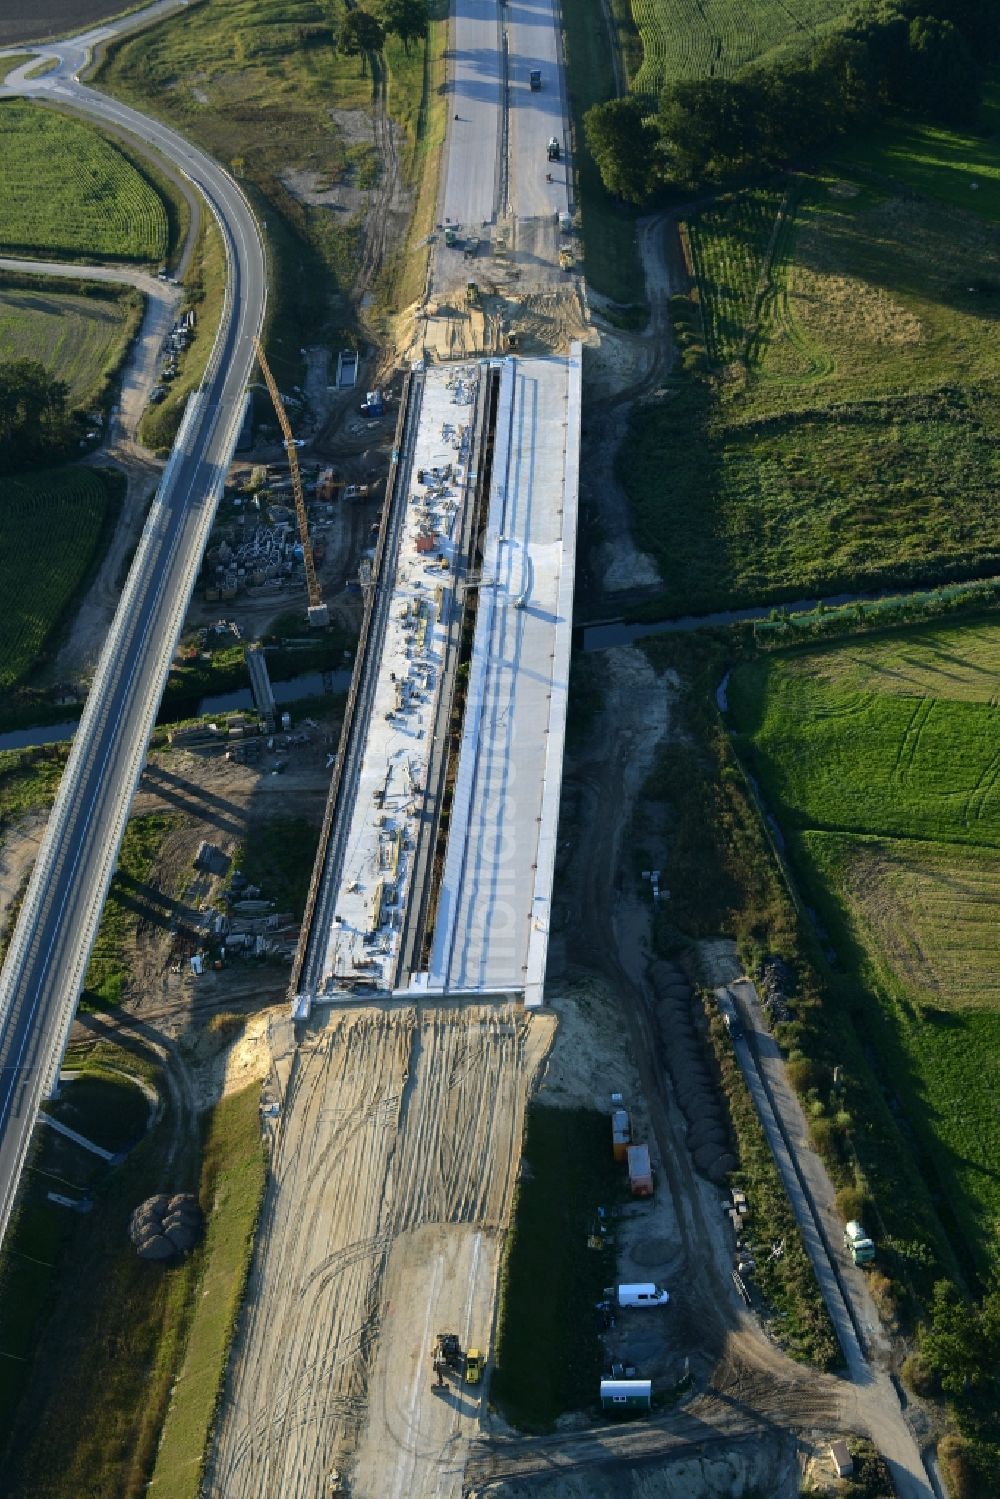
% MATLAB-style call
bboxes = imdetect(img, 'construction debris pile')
[204,523,305,602]
[759,955,795,1024]
[129,1192,203,1260]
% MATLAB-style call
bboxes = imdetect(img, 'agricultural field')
[728,617,1000,1271]
[0,280,142,410]
[0,465,119,692]
[0,101,168,263]
[0,1,131,47]
[630,0,848,96]
[624,155,1000,612]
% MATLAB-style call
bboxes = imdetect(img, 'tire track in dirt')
[206,1002,552,1499]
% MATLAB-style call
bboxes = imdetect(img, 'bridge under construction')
[291,346,581,1014]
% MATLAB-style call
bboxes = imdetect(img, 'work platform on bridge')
[291,347,581,1018]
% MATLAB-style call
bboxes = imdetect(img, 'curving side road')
[0,12,266,1252]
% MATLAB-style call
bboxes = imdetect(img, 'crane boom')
[253,339,327,624]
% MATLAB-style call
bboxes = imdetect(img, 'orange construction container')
[611,1109,631,1163]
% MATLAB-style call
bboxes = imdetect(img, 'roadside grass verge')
[0,1052,264,1498]
[148,1084,266,1499]
[140,214,227,453]
[388,0,449,312]
[703,999,840,1368]
[492,1105,619,1432]
[0,276,143,409]
[622,157,1000,613]
[0,98,168,262]
[83,812,179,1009]
[562,0,645,305]
[727,616,1000,1276]
[0,464,123,700]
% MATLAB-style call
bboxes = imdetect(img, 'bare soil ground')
[206,1002,554,1499]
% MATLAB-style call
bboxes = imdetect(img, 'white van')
[616,1283,670,1308]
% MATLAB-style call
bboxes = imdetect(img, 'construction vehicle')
[464,1348,484,1384]
[559,245,573,271]
[547,136,561,161]
[844,1221,876,1265]
[254,339,328,627]
[529,68,542,90]
[466,280,480,306]
[444,224,458,247]
[464,234,480,260]
[432,1331,463,1374]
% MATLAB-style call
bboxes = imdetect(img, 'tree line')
[585,0,1000,202]
[0,360,73,476]
[332,0,429,71]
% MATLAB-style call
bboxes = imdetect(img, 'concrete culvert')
[137,1233,175,1261]
[649,960,685,989]
[705,1151,739,1183]
[677,1091,718,1123]
[673,1071,712,1101]
[687,1120,728,1151]
[165,1224,198,1251]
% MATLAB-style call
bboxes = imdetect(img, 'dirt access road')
[206,1002,553,1499]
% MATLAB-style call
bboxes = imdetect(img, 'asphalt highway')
[0,10,266,1251]
[439,0,570,227]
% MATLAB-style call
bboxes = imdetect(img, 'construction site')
[291,347,582,1012]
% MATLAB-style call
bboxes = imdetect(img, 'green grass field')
[147,1084,265,1499]
[630,0,847,95]
[0,279,142,410]
[0,100,168,263]
[0,465,120,692]
[834,79,1000,226]
[729,618,1000,1272]
[624,151,1000,612]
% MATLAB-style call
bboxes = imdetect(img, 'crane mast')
[253,338,328,628]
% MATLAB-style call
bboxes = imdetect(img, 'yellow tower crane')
[253,337,328,628]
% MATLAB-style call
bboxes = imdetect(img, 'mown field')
[630,0,848,95]
[0,100,168,263]
[625,143,1000,612]
[0,465,120,692]
[0,279,142,409]
[728,618,1000,1272]
[98,0,447,379]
